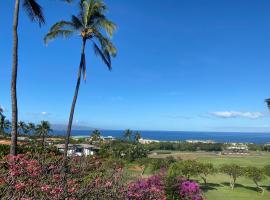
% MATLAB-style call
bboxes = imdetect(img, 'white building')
[222,143,249,155]
[138,138,160,144]
[55,144,100,156]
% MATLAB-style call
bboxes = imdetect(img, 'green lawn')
[148,151,270,200]
[202,174,270,200]
[197,152,270,167]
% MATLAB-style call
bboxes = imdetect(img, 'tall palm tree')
[18,121,28,135]
[44,0,117,163]
[134,131,141,142]
[124,129,133,141]
[4,120,12,135]
[90,129,101,143]
[10,0,45,155]
[10,0,73,156]
[35,121,52,148]
[0,108,5,135]
[27,122,36,135]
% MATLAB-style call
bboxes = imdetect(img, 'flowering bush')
[126,175,167,200]
[0,154,80,199]
[0,154,128,200]
[0,153,203,200]
[178,179,203,200]
[77,159,128,200]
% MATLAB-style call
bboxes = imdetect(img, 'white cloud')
[210,111,265,119]
[41,111,49,116]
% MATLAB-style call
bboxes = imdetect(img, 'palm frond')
[44,30,74,44]
[23,0,45,26]
[98,17,116,37]
[79,0,90,25]
[94,31,117,57]
[93,42,111,70]
[49,21,76,32]
[72,15,84,29]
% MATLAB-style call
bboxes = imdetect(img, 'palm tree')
[90,129,101,143]
[10,0,45,155]
[10,0,73,156]
[35,121,52,148]
[134,131,141,142]
[27,122,36,135]
[3,120,12,135]
[265,98,270,111]
[0,108,5,134]
[124,129,133,141]
[18,121,28,135]
[44,0,117,163]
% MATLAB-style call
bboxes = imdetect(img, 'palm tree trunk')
[63,38,86,162]
[10,0,20,156]
[62,38,86,197]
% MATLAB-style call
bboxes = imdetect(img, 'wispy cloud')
[26,112,51,118]
[210,111,265,119]
[41,111,50,116]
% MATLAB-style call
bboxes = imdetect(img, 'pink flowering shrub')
[0,154,128,200]
[0,154,80,200]
[178,179,203,200]
[126,175,167,200]
[0,154,203,200]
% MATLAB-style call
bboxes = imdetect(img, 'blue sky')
[1,0,270,132]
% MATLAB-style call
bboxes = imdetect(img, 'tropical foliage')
[44,0,117,162]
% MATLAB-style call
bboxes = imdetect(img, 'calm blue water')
[53,130,270,144]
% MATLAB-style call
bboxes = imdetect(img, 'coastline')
[57,130,270,144]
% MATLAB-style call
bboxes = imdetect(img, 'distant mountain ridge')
[51,124,96,131]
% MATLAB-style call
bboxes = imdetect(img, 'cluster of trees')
[99,140,148,161]
[6,0,117,170]
[145,141,224,152]
[123,129,141,142]
[165,160,270,193]
[1,120,51,139]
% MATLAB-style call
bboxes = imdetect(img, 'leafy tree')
[150,156,176,172]
[35,121,52,148]
[168,160,200,179]
[9,0,72,155]
[220,164,243,190]
[264,165,270,177]
[124,129,133,141]
[99,140,147,161]
[197,162,216,185]
[244,166,265,193]
[44,0,117,164]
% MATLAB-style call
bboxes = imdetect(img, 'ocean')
[53,130,270,144]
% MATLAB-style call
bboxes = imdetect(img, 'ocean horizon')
[52,130,270,144]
